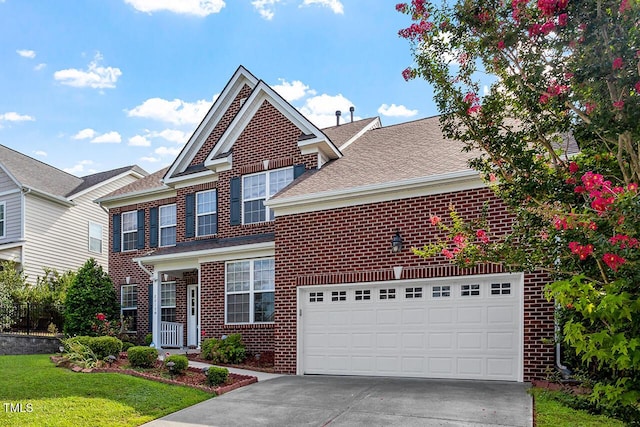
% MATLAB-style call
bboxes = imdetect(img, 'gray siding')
[0,167,23,244]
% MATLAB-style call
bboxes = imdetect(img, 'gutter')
[136,259,153,280]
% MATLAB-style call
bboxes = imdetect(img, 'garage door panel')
[301,278,522,381]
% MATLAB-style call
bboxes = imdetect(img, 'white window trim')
[0,201,6,238]
[225,258,275,325]
[121,284,137,333]
[159,204,177,247]
[88,221,103,254]
[121,211,137,252]
[196,189,217,237]
[242,166,293,224]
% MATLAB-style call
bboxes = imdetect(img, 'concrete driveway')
[144,375,532,427]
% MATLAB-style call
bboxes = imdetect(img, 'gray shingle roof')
[274,116,477,199]
[101,166,170,199]
[0,144,147,199]
[320,117,380,148]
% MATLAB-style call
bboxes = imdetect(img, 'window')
[309,292,323,303]
[225,259,274,324]
[432,285,451,298]
[355,289,371,301]
[243,167,293,224]
[159,204,176,246]
[331,290,347,301]
[161,282,176,322]
[196,190,217,236]
[121,211,137,251]
[461,284,480,297]
[88,222,102,253]
[491,283,511,295]
[0,202,5,238]
[380,288,396,300]
[121,285,138,332]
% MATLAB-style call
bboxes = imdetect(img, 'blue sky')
[0,0,437,175]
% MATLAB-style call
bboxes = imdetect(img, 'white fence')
[160,321,184,348]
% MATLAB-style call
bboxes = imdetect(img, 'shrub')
[61,337,98,369]
[128,346,158,368]
[144,333,153,346]
[122,341,136,351]
[164,355,189,375]
[205,366,229,387]
[201,334,246,364]
[91,336,122,359]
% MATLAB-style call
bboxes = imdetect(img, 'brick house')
[98,66,554,382]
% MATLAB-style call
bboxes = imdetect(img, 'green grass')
[532,388,626,427]
[0,354,212,427]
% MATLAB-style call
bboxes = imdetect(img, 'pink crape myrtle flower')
[441,248,454,259]
[96,313,106,321]
[429,215,441,226]
[613,57,624,70]
[602,253,626,271]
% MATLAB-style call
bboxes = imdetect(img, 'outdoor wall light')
[163,274,169,282]
[125,276,130,285]
[391,230,404,253]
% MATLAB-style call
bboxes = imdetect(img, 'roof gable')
[203,80,342,172]
[164,66,260,184]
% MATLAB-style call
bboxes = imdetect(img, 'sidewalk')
[160,348,282,382]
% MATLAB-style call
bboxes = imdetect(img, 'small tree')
[64,259,119,336]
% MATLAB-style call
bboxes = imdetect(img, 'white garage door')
[299,275,523,381]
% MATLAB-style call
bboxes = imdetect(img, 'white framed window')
[196,190,217,236]
[242,167,293,224]
[159,204,176,247]
[121,211,137,252]
[225,258,274,324]
[161,281,177,322]
[121,284,138,332]
[88,222,102,253]
[0,201,6,238]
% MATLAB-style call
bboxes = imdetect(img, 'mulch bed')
[186,350,276,373]
[531,379,590,395]
[50,354,257,395]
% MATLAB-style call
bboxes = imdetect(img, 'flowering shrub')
[398,0,640,418]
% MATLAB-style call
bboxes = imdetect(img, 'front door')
[187,285,198,347]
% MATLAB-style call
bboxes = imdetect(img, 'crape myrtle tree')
[398,0,639,413]
[64,258,120,337]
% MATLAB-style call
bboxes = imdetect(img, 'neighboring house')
[0,144,147,282]
[99,66,555,383]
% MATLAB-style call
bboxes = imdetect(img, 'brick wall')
[274,187,555,381]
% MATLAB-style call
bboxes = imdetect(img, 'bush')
[62,337,98,369]
[205,366,229,387]
[122,341,136,351]
[91,336,122,359]
[144,333,153,346]
[164,355,189,375]
[201,334,246,364]
[127,346,158,368]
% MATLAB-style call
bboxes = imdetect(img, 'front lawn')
[532,388,626,427]
[0,354,212,427]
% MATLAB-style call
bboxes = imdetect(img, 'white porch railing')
[160,321,184,348]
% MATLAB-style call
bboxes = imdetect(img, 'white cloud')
[155,146,181,156]
[252,0,281,20]
[34,63,46,71]
[17,49,36,59]
[72,128,97,140]
[128,135,151,147]
[125,0,225,16]
[301,0,344,14]
[299,93,360,128]
[34,150,47,157]
[91,131,121,144]
[146,129,188,144]
[0,112,35,122]
[54,52,122,89]
[272,79,315,102]
[140,156,161,163]
[127,97,213,126]
[377,103,418,118]
[63,160,94,174]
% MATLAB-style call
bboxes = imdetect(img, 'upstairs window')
[121,211,137,252]
[196,190,217,236]
[159,204,176,246]
[88,222,103,253]
[242,167,293,223]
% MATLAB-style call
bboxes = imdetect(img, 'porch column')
[151,270,160,348]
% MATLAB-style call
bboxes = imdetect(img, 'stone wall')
[0,334,62,355]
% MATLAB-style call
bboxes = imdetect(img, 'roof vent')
[335,110,341,126]
[349,106,354,123]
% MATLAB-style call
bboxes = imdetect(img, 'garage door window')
[331,290,346,301]
[432,285,451,298]
[355,289,371,301]
[491,283,511,295]
[461,284,480,296]
[405,287,423,299]
[225,259,274,324]
[379,288,396,300]
[309,291,324,302]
